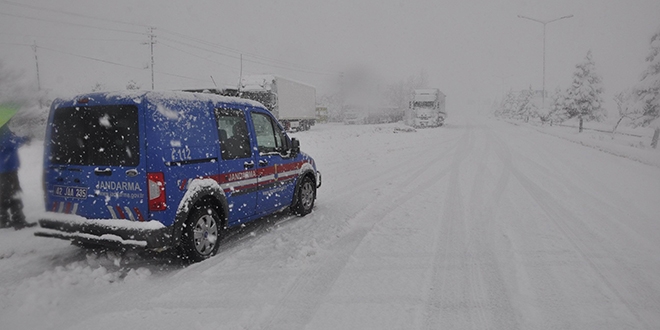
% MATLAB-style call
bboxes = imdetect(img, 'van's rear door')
[45,104,147,221]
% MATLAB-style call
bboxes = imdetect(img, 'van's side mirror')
[291,138,300,156]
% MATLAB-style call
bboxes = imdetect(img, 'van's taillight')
[148,172,166,211]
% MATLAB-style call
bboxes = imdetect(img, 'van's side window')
[214,108,252,160]
[250,112,285,154]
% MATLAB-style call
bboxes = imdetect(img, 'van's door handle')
[244,161,255,169]
[126,169,138,177]
[94,168,112,176]
[259,159,268,167]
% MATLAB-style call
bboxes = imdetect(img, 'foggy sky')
[1,0,659,115]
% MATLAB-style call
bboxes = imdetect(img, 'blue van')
[35,91,320,261]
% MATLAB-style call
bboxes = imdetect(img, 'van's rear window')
[50,105,140,166]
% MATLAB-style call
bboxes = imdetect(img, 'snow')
[240,74,275,91]
[2,110,660,329]
[68,90,265,113]
[177,178,225,214]
[33,211,165,230]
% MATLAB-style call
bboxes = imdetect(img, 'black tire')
[180,205,222,262]
[293,175,316,216]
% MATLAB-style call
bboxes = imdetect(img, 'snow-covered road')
[2,113,659,329]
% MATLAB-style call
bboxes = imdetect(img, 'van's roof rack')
[181,88,239,97]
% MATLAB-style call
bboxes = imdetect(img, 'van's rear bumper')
[35,218,174,250]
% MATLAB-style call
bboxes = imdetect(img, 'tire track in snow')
[299,131,463,254]
[180,132,462,276]
[511,166,652,329]
[423,122,470,328]
[461,124,519,329]
[492,129,656,329]
[489,129,584,328]
[320,133,461,205]
[423,122,520,329]
[423,120,474,329]
[511,138,660,253]
[253,129,462,330]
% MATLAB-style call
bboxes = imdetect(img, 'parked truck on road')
[408,89,446,128]
[240,75,317,131]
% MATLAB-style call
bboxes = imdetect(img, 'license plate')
[53,185,88,199]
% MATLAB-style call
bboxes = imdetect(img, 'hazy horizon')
[1,0,659,115]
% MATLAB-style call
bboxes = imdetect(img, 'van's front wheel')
[180,206,221,262]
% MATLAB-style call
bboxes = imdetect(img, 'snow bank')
[513,119,660,168]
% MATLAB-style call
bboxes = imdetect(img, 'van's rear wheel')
[293,175,315,216]
[180,206,221,262]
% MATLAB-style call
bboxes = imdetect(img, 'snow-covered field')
[1,110,660,329]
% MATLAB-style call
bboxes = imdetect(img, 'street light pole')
[518,14,573,110]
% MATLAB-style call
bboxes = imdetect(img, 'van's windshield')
[49,105,140,166]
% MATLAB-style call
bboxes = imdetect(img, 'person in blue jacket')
[0,122,35,229]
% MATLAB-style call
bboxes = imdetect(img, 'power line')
[153,70,213,83]
[0,32,142,43]
[36,44,209,84]
[0,41,31,47]
[159,41,239,72]
[159,28,339,76]
[0,11,147,36]
[1,0,337,77]
[36,45,145,70]
[242,54,338,76]
[0,32,142,42]
[0,0,149,29]
[0,1,339,85]
[159,36,241,61]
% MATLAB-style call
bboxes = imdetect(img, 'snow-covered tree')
[91,82,106,92]
[384,80,409,111]
[547,87,570,124]
[0,61,49,137]
[495,90,517,118]
[126,80,141,90]
[612,89,640,134]
[0,61,27,105]
[566,51,605,124]
[318,93,345,122]
[630,26,660,127]
[494,88,538,121]
[383,71,431,122]
[515,87,536,122]
[0,61,50,107]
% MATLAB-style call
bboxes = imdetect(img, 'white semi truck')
[409,89,446,128]
[240,75,317,131]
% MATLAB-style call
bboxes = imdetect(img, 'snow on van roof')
[60,90,266,123]
[67,90,264,109]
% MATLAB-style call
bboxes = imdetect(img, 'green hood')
[0,104,19,128]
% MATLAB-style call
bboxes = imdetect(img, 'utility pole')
[238,53,243,91]
[32,41,41,91]
[32,41,43,108]
[144,27,156,90]
[518,14,573,110]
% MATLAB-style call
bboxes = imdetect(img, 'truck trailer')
[409,89,446,128]
[240,75,317,131]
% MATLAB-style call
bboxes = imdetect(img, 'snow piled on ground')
[503,117,660,168]
[0,115,659,329]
